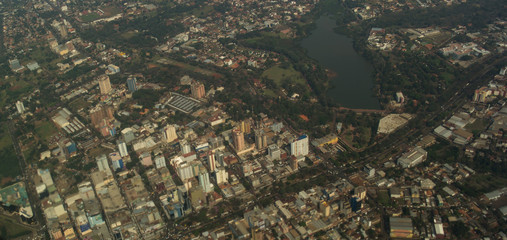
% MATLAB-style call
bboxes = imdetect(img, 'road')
[6,120,48,239]
[352,55,506,170]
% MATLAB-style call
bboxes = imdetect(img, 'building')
[180,140,192,154]
[121,128,135,144]
[290,156,298,171]
[96,155,111,175]
[207,152,216,172]
[154,155,166,169]
[198,167,212,193]
[291,135,309,157]
[163,125,178,143]
[118,141,128,157]
[98,75,112,95]
[232,129,245,151]
[240,120,251,134]
[191,82,205,99]
[255,130,268,150]
[216,167,228,185]
[397,147,427,168]
[395,92,405,103]
[15,100,25,114]
[126,76,137,93]
[390,217,413,238]
[90,105,114,128]
[106,64,120,75]
[268,144,281,160]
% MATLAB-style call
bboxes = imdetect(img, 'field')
[0,124,21,186]
[34,121,58,143]
[192,5,214,17]
[155,57,222,78]
[68,97,91,112]
[80,12,101,22]
[0,77,33,109]
[0,215,33,239]
[261,65,306,87]
[465,118,490,135]
[121,31,140,40]
[457,174,507,197]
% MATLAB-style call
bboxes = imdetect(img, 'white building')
[118,141,128,157]
[16,100,25,114]
[397,147,427,168]
[96,154,112,175]
[291,135,309,157]
[198,168,213,193]
[180,140,192,154]
[154,155,166,169]
[163,125,178,143]
[216,167,228,185]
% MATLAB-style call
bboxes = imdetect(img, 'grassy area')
[88,147,110,158]
[377,190,391,206]
[68,97,91,112]
[457,174,507,197]
[261,65,305,87]
[0,124,20,186]
[263,89,277,97]
[80,12,100,22]
[192,5,214,17]
[465,118,490,135]
[34,121,58,143]
[439,72,455,85]
[0,215,33,239]
[121,31,140,39]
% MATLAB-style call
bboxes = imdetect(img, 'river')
[301,16,381,110]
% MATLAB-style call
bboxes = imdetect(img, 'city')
[0,0,505,239]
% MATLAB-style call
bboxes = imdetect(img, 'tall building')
[90,105,114,127]
[198,167,212,193]
[255,130,268,150]
[291,135,309,157]
[240,120,251,134]
[98,75,112,95]
[121,128,135,144]
[191,82,205,99]
[126,76,137,93]
[290,156,298,171]
[216,167,228,185]
[207,152,216,172]
[118,141,128,157]
[268,144,281,160]
[15,100,25,114]
[163,125,178,143]
[232,129,245,151]
[215,151,225,167]
[180,140,192,154]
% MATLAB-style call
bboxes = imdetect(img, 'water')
[301,16,380,109]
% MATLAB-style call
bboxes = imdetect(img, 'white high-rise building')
[198,167,212,193]
[118,141,128,157]
[208,152,216,172]
[291,135,309,157]
[163,125,178,143]
[16,100,25,114]
[216,167,228,185]
[177,163,194,181]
